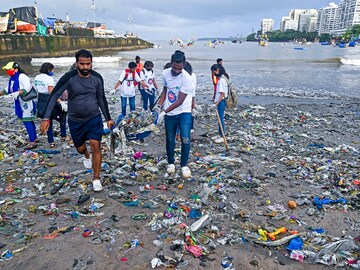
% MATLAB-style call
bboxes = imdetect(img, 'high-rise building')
[332,0,360,35]
[280,9,306,31]
[316,2,339,35]
[298,9,318,32]
[261,18,275,34]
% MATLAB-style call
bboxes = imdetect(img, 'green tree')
[246,33,257,41]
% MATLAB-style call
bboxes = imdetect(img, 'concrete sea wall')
[0,35,153,60]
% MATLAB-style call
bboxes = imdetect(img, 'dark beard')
[78,68,90,76]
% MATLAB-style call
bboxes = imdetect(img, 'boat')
[348,41,356,47]
[258,34,269,47]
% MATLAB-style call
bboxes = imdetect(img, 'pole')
[215,108,229,151]
[91,0,96,29]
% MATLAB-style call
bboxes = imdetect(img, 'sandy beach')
[1,96,360,270]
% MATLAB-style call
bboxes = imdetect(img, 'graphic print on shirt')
[168,90,177,103]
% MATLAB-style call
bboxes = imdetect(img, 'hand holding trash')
[40,119,50,134]
[107,120,115,130]
[157,111,166,125]
[5,91,20,100]
[109,89,117,95]
[192,105,202,116]
[209,103,217,110]
[153,103,162,113]
[145,88,154,95]
[59,101,68,112]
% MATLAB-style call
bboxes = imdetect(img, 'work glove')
[59,101,68,112]
[152,103,162,113]
[145,88,154,95]
[157,111,166,125]
[5,91,20,100]
[191,108,199,116]
[109,89,117,95]
[209,103,217,110]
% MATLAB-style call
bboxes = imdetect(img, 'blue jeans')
[140,89,155,111]
[217,99,226,135]
[60,116,67,138]
[47,120,54,143]
[121,96,136,116]
[165,113,192,167]
[23,121,37,143]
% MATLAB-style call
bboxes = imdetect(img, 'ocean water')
[2,41,360,103]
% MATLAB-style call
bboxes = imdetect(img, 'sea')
[2,41,360,104]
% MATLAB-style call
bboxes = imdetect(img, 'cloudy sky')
[3,0,333,41]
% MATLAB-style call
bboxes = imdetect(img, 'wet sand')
[1,97,360,269]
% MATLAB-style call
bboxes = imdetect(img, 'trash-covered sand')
[1,96,360,270]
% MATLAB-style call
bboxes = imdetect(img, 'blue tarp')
[44,17,56,29]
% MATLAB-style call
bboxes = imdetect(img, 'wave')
[340,58,360,66]
[196,85,353,100]
[252,58,341,63]
[31,56,122,66]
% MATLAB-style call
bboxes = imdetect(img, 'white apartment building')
[317,2,339,35]
[331,0,360,35]
[261,18,275,34]
[280,9,305,31]
[298,9,318,32]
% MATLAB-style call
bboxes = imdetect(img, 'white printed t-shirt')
[162,68,193,116]
[214,77,228,103]
[34,73,54,94]
[139,69,156,91]
[118,70,141,97]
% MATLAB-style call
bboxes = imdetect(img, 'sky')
[3,0,334,41]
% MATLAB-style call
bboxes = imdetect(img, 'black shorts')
[68,114,103,148]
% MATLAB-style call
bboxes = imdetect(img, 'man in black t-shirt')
[40,49,114,192]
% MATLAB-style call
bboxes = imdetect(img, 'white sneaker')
[181,166,192,179]
[190,129,195,133]
[211,135,221,140]
[214,137,224,144]
[83,155,92,169]
[93,179,103,192]
[167,164,176,174]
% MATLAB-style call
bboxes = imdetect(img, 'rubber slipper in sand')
[190,214,209,232]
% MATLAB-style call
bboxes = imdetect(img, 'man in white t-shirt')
[111,61,148,116]
[157,51,193,178]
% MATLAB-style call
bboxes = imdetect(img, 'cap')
[2,61,20,70]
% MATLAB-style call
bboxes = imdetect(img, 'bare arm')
[153,79,158,90]
[139,80,148,89]
[158,86,167,107]
[192,96,196,109]
[215,92,225,106]
[113,80,121,90]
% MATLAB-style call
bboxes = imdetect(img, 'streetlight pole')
[91,0,96,29]
[128,14,133,35]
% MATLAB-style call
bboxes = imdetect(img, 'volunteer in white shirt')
[139,60,158,111]
[112,61,148,116]
[157,51,193,179]
[211,64,228,144]
[35,62,67,148]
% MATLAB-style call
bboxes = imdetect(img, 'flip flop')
[190,214,209,232]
